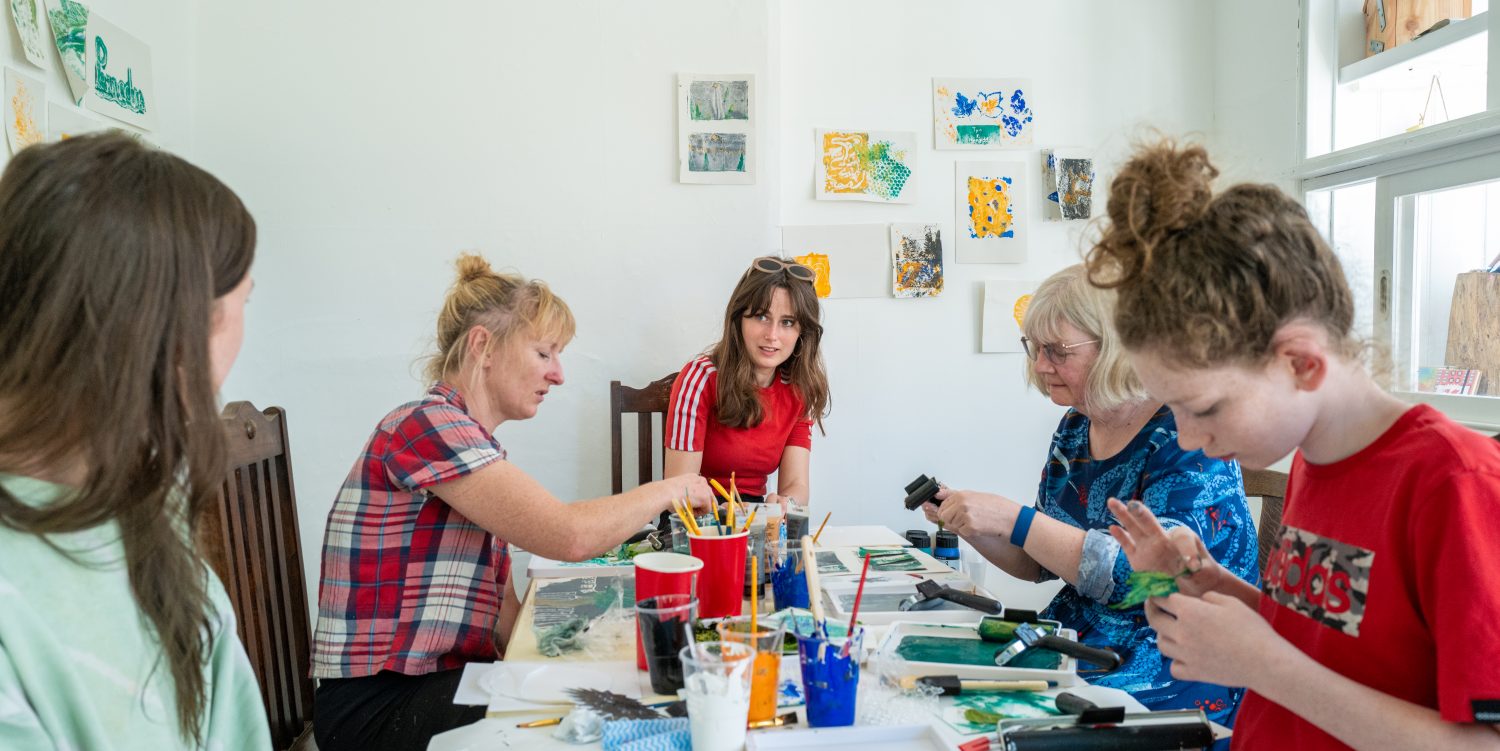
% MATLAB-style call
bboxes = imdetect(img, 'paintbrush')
[841,552,871,657]
[801,534,826,626]
[897,675,1056,695]
[811,511,832,544]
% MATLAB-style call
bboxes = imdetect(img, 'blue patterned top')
[1034,407,1258,732]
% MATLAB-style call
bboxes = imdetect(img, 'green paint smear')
[895,635,1062,670]
[1110,570,1182,610]
[956,693,1059,732]
[955,125,1002,145]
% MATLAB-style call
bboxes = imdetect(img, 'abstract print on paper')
[955,162,1026,263]
[1042,149,1095,220]
[687,133,746,172]
[890,223,943,298]
[678,73,754,184]
[816,129,917,203]
[933,78,1034,149]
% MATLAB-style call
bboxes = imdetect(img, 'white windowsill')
[1298,111,1500,189]
[1394,390,1500,433]
[1339,12,1489,85]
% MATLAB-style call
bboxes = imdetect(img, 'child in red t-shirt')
[1085,140,1500,750]
[665,257,830,507]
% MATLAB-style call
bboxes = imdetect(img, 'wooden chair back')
[610,372,679,494]
[199,402,314,750]
[1242,468,1289,575]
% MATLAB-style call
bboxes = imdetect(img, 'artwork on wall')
[932,78,1034,149]
[46,100,99,141]
[814,128,917,203]
[1041,149,1095,220]
[955,161,1027,263]
[4,66,45,155]
[793,252,832,298]
[83,13,155,131]
[44,0,88,105]
[780,224,889,299]
[981,279,1039,353]
[678,74,754,185]
[890,223,943,298]
[10,0,49,68]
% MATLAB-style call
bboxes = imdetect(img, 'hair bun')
[454,252,494,284]
[1090,140,1218,287]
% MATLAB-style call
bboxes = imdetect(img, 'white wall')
[201,0,780,605]
[776,0,1215,607]
[191,0,1296,613]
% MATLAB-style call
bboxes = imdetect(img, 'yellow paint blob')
[822,131,869,193]
[794,252,832,298]
[1013,294,1032,328]
[967,177,1014,238]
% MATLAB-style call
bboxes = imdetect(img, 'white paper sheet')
[981,279,1040,353]
[4,66,45,155]
[10,0,49,68]
[932,78,1035,150]
[44,0,88,104]
[780,224,889,299]
[46,100,100,141]
[678,73,755,185]
[955,161,1027,264]
[83,12,156,131]
[814,129,918,203]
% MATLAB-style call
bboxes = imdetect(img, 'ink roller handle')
[941,589,1003,615]
[1034,635,1122,672]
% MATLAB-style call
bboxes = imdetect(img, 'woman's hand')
[1146,591,1288,689]
[933,487,1021,539]
[1107,497,1225,598]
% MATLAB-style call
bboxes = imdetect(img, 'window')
[1301,4,1500,430]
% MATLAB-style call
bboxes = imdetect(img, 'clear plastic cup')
[716,615,786,723]
[679,640,754,751]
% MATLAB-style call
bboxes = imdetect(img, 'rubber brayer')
[903,474,942,510]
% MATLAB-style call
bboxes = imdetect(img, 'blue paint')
[1010,89,1029,115]
[797,631,861,727]
[771,554,810,610]
[951,92,978,118]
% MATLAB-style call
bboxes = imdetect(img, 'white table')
[430,526,1147,750]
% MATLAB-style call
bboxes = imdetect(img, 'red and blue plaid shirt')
[312,383,511,678]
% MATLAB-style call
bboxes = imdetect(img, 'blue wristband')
[1009,505,1037,548]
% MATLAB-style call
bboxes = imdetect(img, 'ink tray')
[874,621,1083,687]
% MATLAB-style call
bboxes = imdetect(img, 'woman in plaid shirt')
[311,254,713,751]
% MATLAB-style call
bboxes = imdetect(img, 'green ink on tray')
[894,635,1062,670]
[954,693,1058,732]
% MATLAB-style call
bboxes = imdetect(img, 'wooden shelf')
[1340,11,1489,85]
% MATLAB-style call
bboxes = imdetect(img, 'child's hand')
[1145,591,1288,690]
[1107,497,1224,598]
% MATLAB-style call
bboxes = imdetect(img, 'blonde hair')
[1022,264,1148,412]
[424,253,576,383]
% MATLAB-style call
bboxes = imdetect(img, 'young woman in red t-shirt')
[1086,140,1500,750]
[665,257,830,509]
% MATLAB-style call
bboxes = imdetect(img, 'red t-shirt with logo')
[665,356,812,497]
[1236,405,1500,748]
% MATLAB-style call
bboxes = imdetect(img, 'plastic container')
[934,530,960,570]
[688,529,749,618]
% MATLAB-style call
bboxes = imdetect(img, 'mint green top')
[0,473,271,750]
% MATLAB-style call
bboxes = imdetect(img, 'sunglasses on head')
[752,256,816,283]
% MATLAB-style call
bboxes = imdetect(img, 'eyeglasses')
[752,256,816,283]
[1020,336,1099,365]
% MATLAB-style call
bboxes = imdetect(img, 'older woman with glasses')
[925,264,1257,739]
[665,257,830,510]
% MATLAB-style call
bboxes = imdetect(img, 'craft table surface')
[432,526,1146,751]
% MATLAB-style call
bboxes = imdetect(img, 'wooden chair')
[199,402,315,751]
[610,372,679,496]
[1242,468,1289,574]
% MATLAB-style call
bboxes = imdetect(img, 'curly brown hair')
[1085,139,1356,367]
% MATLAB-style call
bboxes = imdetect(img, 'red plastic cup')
[687,529,749,619]
[634,552,704,670]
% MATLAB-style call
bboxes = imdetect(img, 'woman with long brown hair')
[665,257,831,509]
[0,134,268,748]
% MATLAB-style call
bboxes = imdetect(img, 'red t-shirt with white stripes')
[666,356,812,497]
